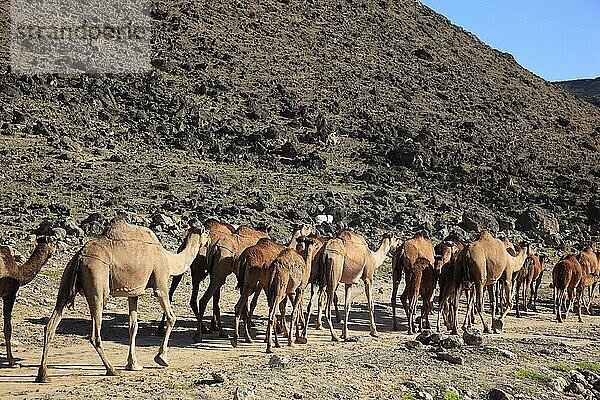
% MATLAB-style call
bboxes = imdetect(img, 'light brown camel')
[1,236,56,366]
[320,230,399,341]
[157,218,235,334]
[265,237,317,353]
[230,223,314,347]
[462,230,532,333]
[391,232,435,332]
[35,217,210,383]
[193,224,271,342]
[553,254,584,323]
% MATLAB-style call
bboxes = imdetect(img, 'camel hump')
[338,230,367,247]
[103,217,158,243]
[477,229,494,241]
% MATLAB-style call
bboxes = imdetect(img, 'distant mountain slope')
[1,0,600,247]
[554,77,600,108]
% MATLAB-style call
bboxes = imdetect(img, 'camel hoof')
[331,336,340,342]
[296,337,308,344]
[492,319,503,333]
[370,331,380,338]
[192,333,203,343]
[230,338,238,348]
[266,348,273,354]
[106,368,120,377]
[245,337,254,344]
[315,324,323,331]
[154,354,169,367]
[7,359,17,368]
[35,374,50,384]
[201,325,211,334]
[125,363,143,371]
[219,331,230,339]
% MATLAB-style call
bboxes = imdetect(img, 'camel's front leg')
[341,283,353,340]
[3,293,17,367]
[126,297,143,371]
[87,294,118,376]
[500,278,513,321]
[155,291,176,367]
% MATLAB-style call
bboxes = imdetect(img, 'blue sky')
[420,0,600,81]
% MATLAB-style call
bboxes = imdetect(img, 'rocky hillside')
[554,77,600,108]
[2,0,600,249]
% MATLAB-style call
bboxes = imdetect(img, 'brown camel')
[391,232,435,332]
[35,217,210,383]
[230,223,314,347]
[578,247,599,313]
[462,230,532,333]
[193,224,271,342]
[400,257,435,334]
[320,230,399,341]
[157,218,235,334]
[433,234,467,333]
[1,236,56,366]
[265,237,318,353]
[514,253,546,317]
[553,254,584,323]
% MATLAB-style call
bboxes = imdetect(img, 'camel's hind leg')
[154,291,176,367]
[341,283,353,340]
[87,294,118,376]
[3,293,17,367]
[125,297,143,371]
[35,301,67,383]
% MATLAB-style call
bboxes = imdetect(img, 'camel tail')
[57,253,82,309]
[236,250,248,290]
[267,261,284,305]
[316,250,332,290]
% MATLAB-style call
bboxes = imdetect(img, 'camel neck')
[12,244,53,285]
[167,232,201,276]
[512,246,529,271]
[372,239,391,268]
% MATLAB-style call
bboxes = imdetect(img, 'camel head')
[518,241,534,257]
[36,235,58,257]
[382,233,401,256]
[292,222,315,237]
[434,241,455,272]
[255,222,272,234]
[188,221,210,251]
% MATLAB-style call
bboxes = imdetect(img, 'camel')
[35,217,210,383]
[553,254,584,323]
[156,218,235,334]
[400,257,435,334]
[193,224,271,342]
[461,230,532,333]
[265,237,318,353]
[230,223,314,347]
[1,235,56,366]
[433,234,467,333]
[391,232,435,332]
[320,230,399,341]
[514,254,546,317]
[577,247,599,314]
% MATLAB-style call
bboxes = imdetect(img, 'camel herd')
[0,216,599,382]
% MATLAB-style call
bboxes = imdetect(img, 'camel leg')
[154,292,175,367]
[213,287,228,338]
[400,286,412,334]
[515,279,521,318]
[289,291,303,346]
[565,288,575,320]
[194,277,221,342]
[125,297,143,371]
[156,273,183,336]
[248,289,261,326]
[316,288,326,329]
[522,279,529,312]
[499,278,513,321]
[279,296,289,338]
[476,284,490,333]
[556,289,565,322]
[87,295,118,376]
[35,302,67,383]
[487,285,496,328]
[391,278,400,331]
[341,283,352,340]
[323,283,339,342]
[3,294,17,367]
[303,283,316,337]
[365,279,378,337]
[265,294,281,353]
[232,287,252,348]
[333,289,342,323]
[577,286,584,323]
